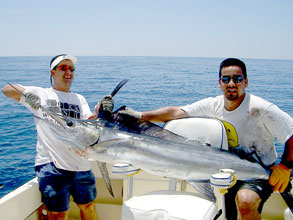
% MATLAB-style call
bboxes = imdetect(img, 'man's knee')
[77,201,96,210]
[48,210,69,220]
[236,189,261,215]
[77,201,98,220]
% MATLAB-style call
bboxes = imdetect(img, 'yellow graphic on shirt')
[221,121,239,148]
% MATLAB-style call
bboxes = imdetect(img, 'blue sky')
[1,0,292,59]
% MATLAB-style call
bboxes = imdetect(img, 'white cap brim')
[50,55,77,70]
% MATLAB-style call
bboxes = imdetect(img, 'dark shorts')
[35,162,97,212]
[225,179,273,220]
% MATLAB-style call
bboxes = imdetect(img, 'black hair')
[50,54,67,86]
[219,58,247,79]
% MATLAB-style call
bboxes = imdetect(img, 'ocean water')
[0,56,292,198]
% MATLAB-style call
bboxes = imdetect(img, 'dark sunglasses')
[221,75,244,84]
[57,64,75,72]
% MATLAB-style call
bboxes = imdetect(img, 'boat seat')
[164,117,230,150]
[121,118,230,220]
[121,190,217,220]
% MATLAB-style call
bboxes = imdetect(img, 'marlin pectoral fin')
[111,79,129,97]
[97,162,114,197]
[187,180,216,202]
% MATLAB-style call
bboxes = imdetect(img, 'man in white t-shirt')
[118,58,293,220]
[2,54,113,220]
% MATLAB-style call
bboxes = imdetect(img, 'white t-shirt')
[181,93,293,166]
[20,86,92,171]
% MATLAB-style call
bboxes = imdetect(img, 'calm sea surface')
[0,56,292,198]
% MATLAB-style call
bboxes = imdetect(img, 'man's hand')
[118,107,142,120]
[95,95,114,114]
[269,163,291,193]
[25,92,41,110]
[101,95,114,112]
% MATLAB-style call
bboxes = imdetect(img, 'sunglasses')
[221,75,244,84]
[57,64,75,72]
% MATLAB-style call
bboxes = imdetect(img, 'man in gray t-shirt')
[118,58,293,220]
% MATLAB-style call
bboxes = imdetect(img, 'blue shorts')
[35,162,97,212]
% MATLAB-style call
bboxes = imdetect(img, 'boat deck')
[0,161,291,220]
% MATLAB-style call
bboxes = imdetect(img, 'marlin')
[40,105,270,201]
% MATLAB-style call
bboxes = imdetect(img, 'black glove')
[96,95,114,120]
[100,95,114,112]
